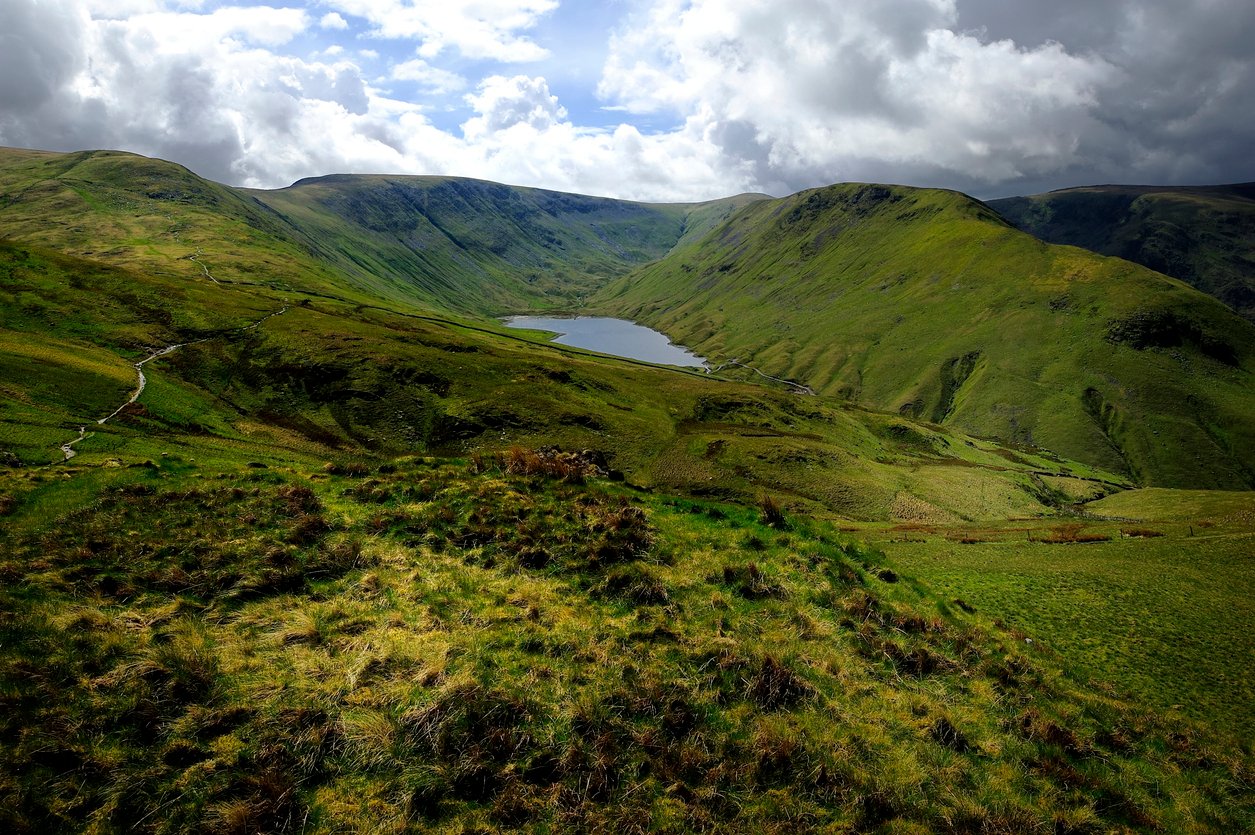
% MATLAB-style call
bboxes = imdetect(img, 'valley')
[1,147,1252,832]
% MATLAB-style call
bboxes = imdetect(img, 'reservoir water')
[502,316,707,368]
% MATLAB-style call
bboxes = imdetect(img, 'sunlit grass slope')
[0,147,377,300]
[0,147,753,317]
[854,489,1255,738]
[1,237,1118,526]
[593,183,1255,489]
[991,183,1255,322]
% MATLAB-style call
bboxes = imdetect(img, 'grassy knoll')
[0,148,373,304]
[990,184,1255,322]
[593,183,1255,489]
[1,457,1250,832]
[857,491,1255,738]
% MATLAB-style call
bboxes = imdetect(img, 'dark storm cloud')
[957,0,1255,190]
[955,0,1124,49]
[0,0,85,120]
[603,0,1255,198]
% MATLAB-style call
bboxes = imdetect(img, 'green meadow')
[855,492,1255,738]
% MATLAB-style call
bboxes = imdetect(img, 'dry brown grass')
[1029,523,1111,544]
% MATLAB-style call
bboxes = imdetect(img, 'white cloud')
[445,93,749,199]
[0,0,735,200]
[597,0,1117,192]
[320,12,349,30]
[323,0,558,62]
[116,5,310,50]
[1,0,1252,203]
[391,59,466,94]
[463,75,567,138]
[0,1,378,186]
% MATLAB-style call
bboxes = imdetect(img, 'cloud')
[0,0,87,113]
[391,59,466,94]
[598,0,1117,193]
[323,0,559,62]
[597,0,1255,195]
[120,5,310,49]
[463,75,567,137]
[0,0,1252,203]
[445,87,750,199]
[320,12,349,30]
[0,1,380,186]
[0,1,733,200]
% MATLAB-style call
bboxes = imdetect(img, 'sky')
[2,0,1253,202]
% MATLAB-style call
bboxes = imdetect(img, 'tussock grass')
[2,457,1248,832]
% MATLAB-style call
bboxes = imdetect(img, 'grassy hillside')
[0,147,748,317]
[593,183,1255,489]
[849,490,1255,736]
[0,148,370,300]
[2,237,1124,525]
[3,148,1254,830]
[251,175,697,314]
[990,184,1255,322]
[3,455,1252,833]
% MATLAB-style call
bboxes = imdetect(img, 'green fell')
[0,146,756,317]
[990,183,1255,322]
[593,183,1255,489]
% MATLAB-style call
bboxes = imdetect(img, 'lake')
[502,316,707,368]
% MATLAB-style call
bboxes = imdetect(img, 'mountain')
[593,183,1255,489]
[248,174,749,314]
[1,148,1253,831]
[989,183,1255,322]
[4,147,1253,488]
[0,146,760,316]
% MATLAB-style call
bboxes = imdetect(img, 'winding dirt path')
[188,248,220,285]
[708,358,816,395]
[57,306,287,461]
[170,224,219,285]
[96,339,210,425]
[60,426,88,461]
